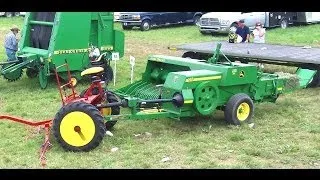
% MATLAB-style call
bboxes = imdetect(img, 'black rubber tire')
[14,12,20,16]
[26,68,38,78]
[140,20,151,31]
[103,63,114,84]
[105,93,120,130]
[52,102,106,152]
[182,51,201,59]
[224,93,254,126]
[5,12,12,18]
[193,15,201,26]
[182,51,196,59]
[280,19,288,29]
[307,70,320,88]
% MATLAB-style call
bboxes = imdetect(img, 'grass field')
[0,16,319,169]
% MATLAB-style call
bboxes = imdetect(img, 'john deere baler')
[0,12,124,88]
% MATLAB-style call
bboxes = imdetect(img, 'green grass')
[0,16,320,168]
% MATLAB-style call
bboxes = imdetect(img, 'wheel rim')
[143,22,150,30]
[60,111,96,147]
[39,67,48,89]
[281,21,287,29]
[70,77,77,86]
[195,17,200,26]
[101,107,112,116]
[236,102,250,121]
[194,83,219,115]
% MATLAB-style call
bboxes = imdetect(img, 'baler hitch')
[138,93,184,108]
[0,60,21,66]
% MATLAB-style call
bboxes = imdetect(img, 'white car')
[0,12,26,17]
[114,12,120,21]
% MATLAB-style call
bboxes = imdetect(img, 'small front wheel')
[224,93,254,125]
[104,93,121,130]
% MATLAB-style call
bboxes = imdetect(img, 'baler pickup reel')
[0,54,38,82]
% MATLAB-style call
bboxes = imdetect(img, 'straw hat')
[10,25,20,31]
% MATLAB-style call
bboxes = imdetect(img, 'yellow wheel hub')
[236,102,250,121]
[101,107,112,116]
[60,111,96,147]
[70,77,77,87]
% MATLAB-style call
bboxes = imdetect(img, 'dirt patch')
[125,38,182,59]
[217,157,238,167]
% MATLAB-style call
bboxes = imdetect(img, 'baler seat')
[81,67,104,77]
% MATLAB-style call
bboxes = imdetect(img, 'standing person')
[4,25,20,61]
[236,19,250,43]
[252,22,266,43]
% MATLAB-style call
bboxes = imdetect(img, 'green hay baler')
[0,12,124,88]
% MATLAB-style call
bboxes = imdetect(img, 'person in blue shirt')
[236,19,250,43]
[4,25,20,61]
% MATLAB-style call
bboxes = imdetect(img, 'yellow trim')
[101,108,112,116]
[81,67,104,76]
[277,87,283,91]
[236,102,250,121]
[53,46,113,55]
[168,47,177,51]
[100,46,113,51]
[185,76,221,82]
[141,108,164,114]
[184,100,193,104]
[53,48,88,55]
[239,71,245,78]
[60,111,96,147]
[70,77,77,86]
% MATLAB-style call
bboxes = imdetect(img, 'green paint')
[1,12,125,88]
[110,43,298,121]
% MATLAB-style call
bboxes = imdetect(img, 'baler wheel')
[39,66,48,89]
[224,93,254,126]
[104,93,120,130]
[182,51,196,59]
[2,64,23,82]
[53,102,106,152]
[307,70,320,88]
[194,82,219,115]
[103,64,114,84]
[26,68,38,78]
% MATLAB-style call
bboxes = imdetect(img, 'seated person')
[251,22,266,43]
[235,19,250,43]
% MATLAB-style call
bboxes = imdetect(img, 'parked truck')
[199,12,297,34]
[118,12,205,31]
